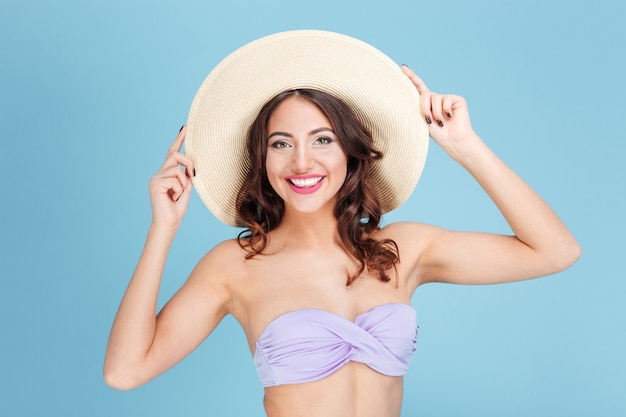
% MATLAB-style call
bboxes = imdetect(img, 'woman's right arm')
[103,127,232,390]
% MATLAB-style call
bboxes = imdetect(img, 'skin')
[104,67,581,417]
[265,96,348,219]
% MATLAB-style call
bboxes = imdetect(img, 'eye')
[314,136,334,145]
[270,140,291,149]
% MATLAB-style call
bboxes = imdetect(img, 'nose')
[291,145,314,173]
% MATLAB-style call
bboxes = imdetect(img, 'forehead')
[268,96,332,130]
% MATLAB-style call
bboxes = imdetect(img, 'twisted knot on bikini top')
[253,303,418,387]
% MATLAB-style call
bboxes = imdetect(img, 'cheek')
[334,153,349,181]
[264,155,282,190]
[265,154,277,174]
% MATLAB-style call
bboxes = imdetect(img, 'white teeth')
[289,177,322,188]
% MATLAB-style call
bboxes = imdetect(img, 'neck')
[273,208,342,249]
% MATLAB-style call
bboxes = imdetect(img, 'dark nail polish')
[179,125,185,132]
[437,120,444,127]
[175,189,185,202]
[425,116,432,124]
[193,169,196,177]
[446,112,452,118]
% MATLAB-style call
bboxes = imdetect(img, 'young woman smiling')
[104,31,580,417]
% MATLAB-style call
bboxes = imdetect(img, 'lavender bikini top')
[253,303,418,387]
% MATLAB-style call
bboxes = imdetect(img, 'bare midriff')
[262,362,404,417]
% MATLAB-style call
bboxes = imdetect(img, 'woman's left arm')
[400,65,581,286]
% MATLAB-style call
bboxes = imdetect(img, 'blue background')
[1,0,624,416]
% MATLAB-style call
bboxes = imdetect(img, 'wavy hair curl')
[236,89,398,285]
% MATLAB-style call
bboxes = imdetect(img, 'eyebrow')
[267,127,335,140]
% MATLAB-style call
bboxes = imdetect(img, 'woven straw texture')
[186,30,429,226]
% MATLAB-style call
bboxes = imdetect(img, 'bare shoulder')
[182,239,245,299]
[376,221,444,246]
[192,238,249,279]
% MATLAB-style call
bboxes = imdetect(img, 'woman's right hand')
[148,126,195,230]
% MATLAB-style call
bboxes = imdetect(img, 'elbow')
[570,239,582,264]
[549,238,582,274]
[562,237,582,269]
[103,363,143,391]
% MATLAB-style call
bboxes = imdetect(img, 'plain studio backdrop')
[1,0,624,416]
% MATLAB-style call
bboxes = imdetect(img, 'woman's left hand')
[397,65,580,289]
[402,65,477,158]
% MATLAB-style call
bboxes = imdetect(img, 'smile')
[289,177,323,188]
[286,176,324,194]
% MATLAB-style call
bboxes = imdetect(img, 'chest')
[229,250,411,351]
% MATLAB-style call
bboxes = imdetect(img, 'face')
[265,96,348,217]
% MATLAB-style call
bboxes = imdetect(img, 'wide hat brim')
[186,30,429,227]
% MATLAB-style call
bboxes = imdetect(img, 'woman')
[104,31,580,417]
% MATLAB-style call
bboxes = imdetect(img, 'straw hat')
[185,30,429,226]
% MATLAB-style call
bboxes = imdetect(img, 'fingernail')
[193,168,196,177]
[425,116,432,124]
[175,189,185,202]
[446,112,452,118]
[437,120,444,127]
[179,125,185,132]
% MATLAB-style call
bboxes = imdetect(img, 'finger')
[174,188,185,203]
[401,64,430,94]
[162,151,196,177]
[157,166,190,190]
[170,186,184,203]
[420,91,433,125]
[163,178,187,203]
[168,125,186,154]
[442,95,455,119]
[181,176,193,200]
[174,177,194,203]
[450,95,466,112]
[150,177,184,201]
[431,94,445,127]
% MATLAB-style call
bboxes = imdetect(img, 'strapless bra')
[253,303,418,387]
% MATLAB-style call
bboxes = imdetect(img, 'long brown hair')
[236,89,399,285]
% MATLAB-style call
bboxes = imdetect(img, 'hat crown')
[186,30,428,226]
